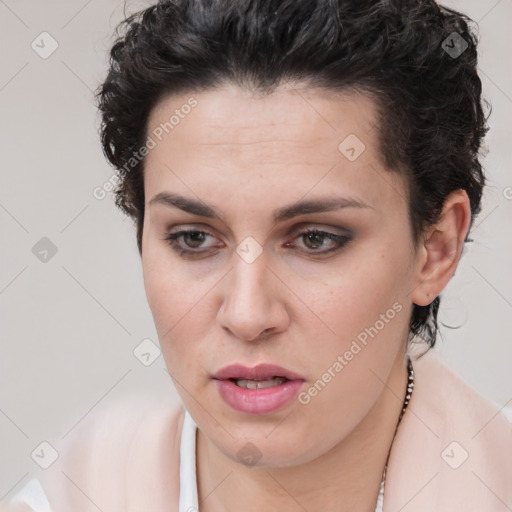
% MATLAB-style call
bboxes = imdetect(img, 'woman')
[7,0,511,510]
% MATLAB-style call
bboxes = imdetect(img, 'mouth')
[229,376,289,390]
[212,363,305,414]
[213,362,304,382]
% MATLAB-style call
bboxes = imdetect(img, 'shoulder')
[384,347,512,511]
[4,394,186,512]
[411,347,511,438]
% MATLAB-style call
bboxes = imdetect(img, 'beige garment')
[4,348,512,511]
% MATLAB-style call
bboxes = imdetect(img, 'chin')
[207,418,329,469]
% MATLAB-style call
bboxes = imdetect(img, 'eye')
[164,229,220,255]
[287,228,351,255]
[164,227,352,257]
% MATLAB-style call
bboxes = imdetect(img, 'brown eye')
[302,230,329,250]
[181,231,207,248]
[164,229,219,254]
[290,228,352,255]
[164,227,351,258]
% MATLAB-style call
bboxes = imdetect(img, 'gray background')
[1,0,511,499]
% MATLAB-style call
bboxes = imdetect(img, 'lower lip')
[214,379,304,414]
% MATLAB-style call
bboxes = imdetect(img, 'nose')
[217,255,290,342]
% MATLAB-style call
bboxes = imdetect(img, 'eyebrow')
[149,192,371,223]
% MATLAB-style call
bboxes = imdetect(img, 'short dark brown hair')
[96,0,488,348]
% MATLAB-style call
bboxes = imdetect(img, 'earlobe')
[412,190,471,307]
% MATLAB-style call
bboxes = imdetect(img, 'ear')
[412,189,471,307]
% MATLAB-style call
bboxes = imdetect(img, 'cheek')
[142,244,220,380]
[303,242,412,348]
[143,247,196,346]
[291,249,411,440]
[143,267,202,387]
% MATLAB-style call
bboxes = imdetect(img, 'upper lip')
[213,363,304,381]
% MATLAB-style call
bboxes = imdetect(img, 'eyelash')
[163,228,351,257]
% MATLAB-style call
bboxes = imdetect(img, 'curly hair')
[96,0,488,348]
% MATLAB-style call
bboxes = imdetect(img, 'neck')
[196,348,409,512]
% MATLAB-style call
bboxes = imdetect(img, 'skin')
[141,82,470,512]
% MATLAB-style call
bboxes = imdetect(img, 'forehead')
[147,83,377,152]
[143,83,406,216]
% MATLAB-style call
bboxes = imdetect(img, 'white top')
[9,409,384,512]
[179,409,200,512]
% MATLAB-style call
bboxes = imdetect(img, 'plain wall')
[1,0,511,498]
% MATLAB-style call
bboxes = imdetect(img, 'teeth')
[234,377,287,389]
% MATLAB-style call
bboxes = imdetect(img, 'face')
[142,83,418,467]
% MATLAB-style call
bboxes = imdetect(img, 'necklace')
[374,356,414,511]
[393,355,415,437]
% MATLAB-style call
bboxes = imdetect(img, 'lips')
[213,363,305,414]
[213,363,304,381]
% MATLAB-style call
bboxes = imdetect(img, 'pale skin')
[141,83,471,512]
